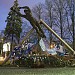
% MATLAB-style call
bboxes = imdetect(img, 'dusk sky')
[0,0,45,31]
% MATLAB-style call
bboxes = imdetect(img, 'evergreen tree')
[4,0,22,51]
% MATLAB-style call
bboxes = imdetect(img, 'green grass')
[0,67,75,75]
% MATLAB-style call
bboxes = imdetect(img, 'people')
[11,6,46,38]
[55,43,65,56]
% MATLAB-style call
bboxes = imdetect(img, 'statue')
[11,6,46,38]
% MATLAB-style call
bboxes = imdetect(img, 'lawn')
[0,67,75,75]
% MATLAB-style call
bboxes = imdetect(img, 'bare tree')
[32,3,43,20]
[52,0,69,45]
[66,0,75,50]
[44,0,54,46]
[32,3,45,42]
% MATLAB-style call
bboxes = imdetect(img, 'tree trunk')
[11,34,14,52]
[72,5,75,50]
[60,10,63,45]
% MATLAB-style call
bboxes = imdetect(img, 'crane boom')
[40,19,75,54]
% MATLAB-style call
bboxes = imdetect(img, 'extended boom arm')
[40,19,75,54]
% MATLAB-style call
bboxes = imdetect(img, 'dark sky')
[0,0,45,30]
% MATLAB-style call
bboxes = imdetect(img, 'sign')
[3,42,11,52]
